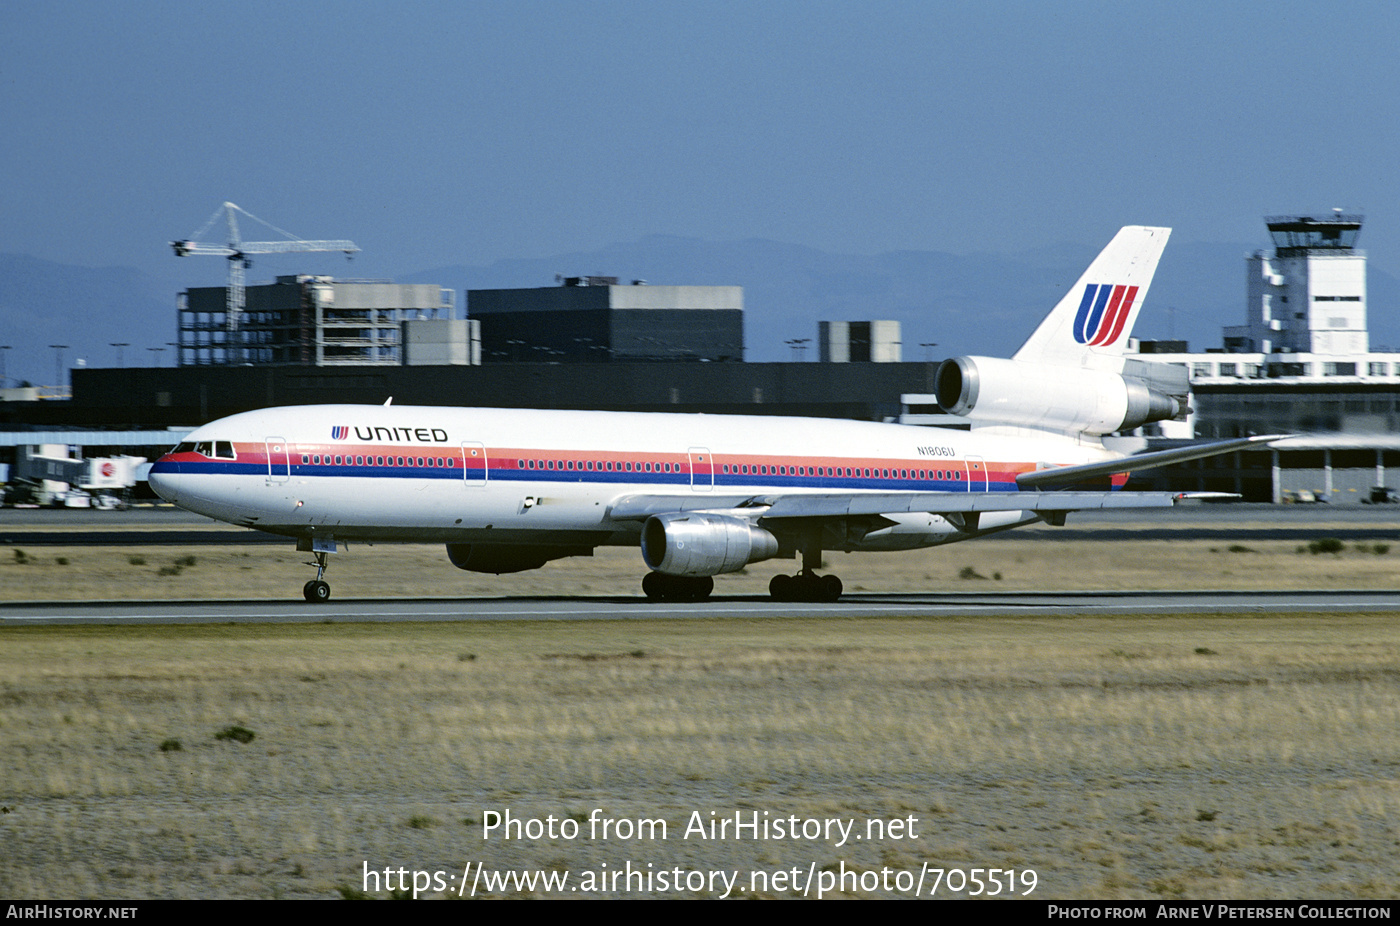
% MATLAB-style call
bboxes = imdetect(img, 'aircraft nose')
[147,457,180,503]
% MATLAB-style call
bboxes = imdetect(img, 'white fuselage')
[148,404,1120,552]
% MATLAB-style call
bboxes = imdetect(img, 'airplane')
[148,225,1279,603]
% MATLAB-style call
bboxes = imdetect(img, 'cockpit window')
[171,440,236,459]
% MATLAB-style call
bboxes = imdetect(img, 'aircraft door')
[461,442,487,486]
[964,456,988,492]
[265,438,291,484]
[688,447,714,492]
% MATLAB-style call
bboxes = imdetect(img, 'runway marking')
[4,591,1400,624]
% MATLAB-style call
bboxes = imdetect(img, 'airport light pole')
[110,342,129,368]
[49,344,68,389]
[0,345,10,387]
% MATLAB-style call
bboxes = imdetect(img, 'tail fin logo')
[1072,284,1140,346]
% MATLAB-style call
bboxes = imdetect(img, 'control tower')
[1227,213,1367,355]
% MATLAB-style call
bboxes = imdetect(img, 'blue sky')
[3,1,1399,367]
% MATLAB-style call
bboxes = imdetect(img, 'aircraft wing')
[608,435,1287,524]
[609,489,1185,522]
[759,491,1182,516]
[1015,434,1285,489]
[608,495,770,519]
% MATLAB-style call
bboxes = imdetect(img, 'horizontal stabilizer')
[1016,435,1286,489]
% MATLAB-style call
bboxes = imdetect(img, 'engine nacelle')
[935,355,1183,435]
[446,542,592,574]
[641,513,780,577]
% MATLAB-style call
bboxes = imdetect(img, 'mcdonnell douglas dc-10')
[149,226,1276,602]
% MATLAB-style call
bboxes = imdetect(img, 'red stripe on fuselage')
[159,442,1098,491]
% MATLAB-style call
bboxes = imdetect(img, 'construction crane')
[171,201,359,359]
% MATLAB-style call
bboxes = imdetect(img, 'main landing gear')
[768,536,843,602]
[303,550,331,603]
[641,572,714,601]
[768,571,843,603]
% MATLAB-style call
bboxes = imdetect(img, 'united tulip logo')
[1073,284,1139,346]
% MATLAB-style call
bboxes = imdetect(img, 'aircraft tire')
[769,573,842,602]
[644,572,713,601]
[303,580,331,603]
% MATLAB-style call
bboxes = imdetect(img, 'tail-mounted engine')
[935,355,1187,435]
[641,513,780,577]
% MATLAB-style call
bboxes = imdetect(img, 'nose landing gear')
[298,538,336,603]
[303,576,331,603]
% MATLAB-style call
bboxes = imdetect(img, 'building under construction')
[178,275,460,366]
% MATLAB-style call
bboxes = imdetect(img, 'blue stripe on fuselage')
[149,459,1023,492]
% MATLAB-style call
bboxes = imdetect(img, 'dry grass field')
[4,527,1400,601]
[3,588,1400,898]
[4,525,1400,899]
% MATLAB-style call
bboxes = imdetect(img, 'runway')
[4,503,1400,623]
[6,502,1400,545]
[2,588,1397,625]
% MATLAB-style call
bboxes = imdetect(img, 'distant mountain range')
[3,236,1397,387]
[0,253,179,387]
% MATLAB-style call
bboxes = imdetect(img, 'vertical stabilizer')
[1012,226,1170,369]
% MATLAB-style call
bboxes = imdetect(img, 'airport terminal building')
[1128,214,1400,501]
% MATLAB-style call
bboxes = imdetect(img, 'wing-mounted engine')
[641,513,780,577]
[935,355,1187,435]
[446,542,593,574]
